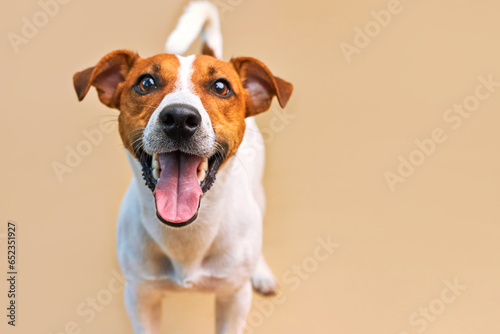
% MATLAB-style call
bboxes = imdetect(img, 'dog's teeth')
[152,168,159,180]
[198,158,208,172]
[197,169,206,184]
[151,153,160,170]
[152,154,159,169]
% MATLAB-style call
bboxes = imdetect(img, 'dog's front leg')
[215,281,253,334]
[124,282,163,334]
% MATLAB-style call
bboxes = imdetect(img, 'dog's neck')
[125,150,234,265]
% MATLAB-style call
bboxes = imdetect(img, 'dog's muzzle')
[134,104,227,228]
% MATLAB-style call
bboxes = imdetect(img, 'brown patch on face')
[117,54,180,155]
[190,55,248,160]
[74,51,293,172]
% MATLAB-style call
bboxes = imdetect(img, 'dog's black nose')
[159,104,201,140]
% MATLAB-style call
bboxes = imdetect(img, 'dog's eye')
[137,75,157,94]
[211,79,231,97]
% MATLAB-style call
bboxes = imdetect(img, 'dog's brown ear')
[73,50,139,109]
[230,57,293,117]
[201,42,216,57]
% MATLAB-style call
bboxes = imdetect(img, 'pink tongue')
[154,152,203,224]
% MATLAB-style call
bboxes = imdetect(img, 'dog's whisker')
[129,136,145,150]
[137,104,159,110]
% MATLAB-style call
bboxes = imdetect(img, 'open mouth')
[134,144,227,227]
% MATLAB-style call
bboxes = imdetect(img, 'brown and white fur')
[73,2,293,333]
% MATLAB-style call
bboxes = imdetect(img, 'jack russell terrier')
[73,2,293,333]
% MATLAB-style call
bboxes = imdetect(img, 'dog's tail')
[165,1,223,59]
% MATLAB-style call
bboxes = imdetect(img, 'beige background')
[1,0,499,333]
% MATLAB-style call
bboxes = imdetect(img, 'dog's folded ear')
[73,50,139,109]
[230,57,293,117]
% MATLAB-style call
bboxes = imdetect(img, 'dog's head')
[73,50,293,227]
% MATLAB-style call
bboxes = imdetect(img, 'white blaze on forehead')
[175,55,196,91]
[143,55,215,155]
[171,55,212,131]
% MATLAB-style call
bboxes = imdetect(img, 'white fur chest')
[117,125,264,293]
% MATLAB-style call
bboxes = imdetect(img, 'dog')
[73,2,293,333]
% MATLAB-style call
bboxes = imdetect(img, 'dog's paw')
[251,258,278,296]
[252,274,278,296]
